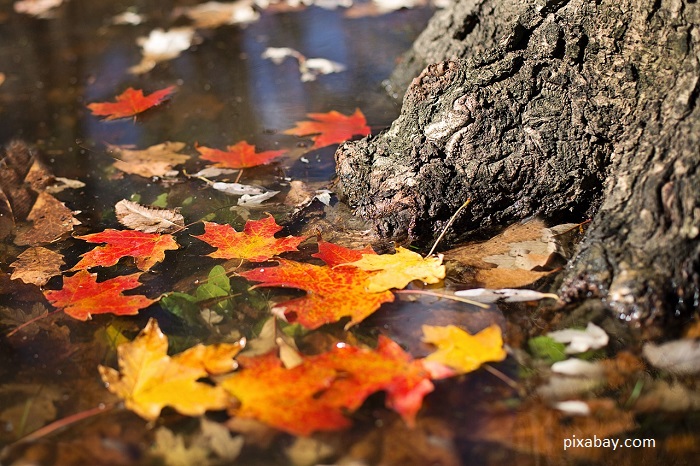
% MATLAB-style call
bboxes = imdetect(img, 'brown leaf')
[0,140,44,238]
[109,142,190,178]
[9,246,64,286]
[115,199,184,233]
[13,192,81,246]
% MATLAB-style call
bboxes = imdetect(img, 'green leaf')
[161,292,200,325]
[208,265,231,293]
[528,336,567,363]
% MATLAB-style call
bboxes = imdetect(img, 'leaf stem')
[6,309,62,338]
[427,198,471,257]
[393,289,490,309]
[16,402,117,443]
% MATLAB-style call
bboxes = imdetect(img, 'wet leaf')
[87,86,176,121]
[99,318,244,421]
[13,192,81,246]
[237,190,280,206]
[130,28,196,75]
[347,246,445,292]
[179,1,260,29]
[210,181,265,196]
[196,141,286,169]
[14,0,64,18]
[109,142,190,178]
[642,339,700,375]
[240,259,394,329]
[547,322,609,354]
[221,352,349,436]
[9,246,64,286]
[262,47,346,82]
[194,214,305,262]
[71,229,179,272]
[312,239,375,267]
[283,109,371,149]
[421,324,506,374]
[115,199,185,233]
[454,288,559,303]
[151,427,209,466]
[44,270,156,320]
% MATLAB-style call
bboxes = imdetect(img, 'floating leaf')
[194,214,304,262]
[13,192,81,246]
[547,323,609,354]
[9,246,64,286]
[44,270,155,320]
[179,1,260,29]
[130,28,196,75]
[240,259,394,329]
[347,247,445,292]
[421,324,507,374]
[87,86,176,121]
[262,47,346,82]
[115,199,185,233]
[71,229,179,271]
[196,141,286,169]
[642,339,700,375]
[312,239,375,268]
[99,318,244,420]
[109,142,190,178]
[454,288,559,303]
[283,109,371,149]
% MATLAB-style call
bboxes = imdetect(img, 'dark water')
[1,1,699,465]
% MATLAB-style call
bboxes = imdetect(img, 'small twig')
[483,364,519,391]
[427,199,471,257]
[16,402,117,443]
[7,309,62,338]
[394,289,490,309]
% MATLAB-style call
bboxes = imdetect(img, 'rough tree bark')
[334,0,700,322]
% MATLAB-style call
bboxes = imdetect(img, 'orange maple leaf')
[221,352,350,436]
[194,214,305,262]
[44,270,156,320]
[311,239,375,267]
[283,109,371,149]
[87,86,176,121]
[240,257,394,329]
[196,141,286,169]
[71,229,179,271]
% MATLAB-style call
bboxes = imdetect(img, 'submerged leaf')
[109,142,190,178]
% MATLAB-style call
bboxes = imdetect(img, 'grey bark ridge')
[334,0,700,322]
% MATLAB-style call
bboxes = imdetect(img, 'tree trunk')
[334,0,700,322]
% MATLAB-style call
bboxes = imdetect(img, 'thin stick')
[427,199,471,257]
[7,309,62,338]
[483,364,519,391]
[394,289,490,309]
[17,402,117,443]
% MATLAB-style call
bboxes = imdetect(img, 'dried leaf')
[9,246,64,286]
[262,47,346,82]
[87,86,176,121]
[115,199,184,233]
[13,192,81,246]
[194,214,304,262]
[210,182,265,196]
[109,142,190,178]
[179,1,260,29]
[454,288,559,303]
[283,109,371,149]
[99,318,244,420]
[421,324,506,374]
[237,190,279,206]
[196,141,286,169]
[130,28,196,75]
[642,339,700,375]
[547,323,609,354]
[151,428,209,466]
[45,177,85,194]
[347,247,445,292]
[71,229,179,271]
[14,0,64,18]
[44,270,156,320]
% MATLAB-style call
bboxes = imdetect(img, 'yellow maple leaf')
[347,247,445,292]
[98,318,244,421]
[421,324,506,374]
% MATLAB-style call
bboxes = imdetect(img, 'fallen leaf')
[241,258,394,329]
[45,176,85,194]
[196,141,286,169]
[547,323,609,354]
[87,86,176,121]
[112,10,144,25]
[262,47,346,82]
[283,109,371,149]
[421,324,506,374]
[115,199,184,233]
[14,0,64,18]
[210,181,265,196]
[0,140,38,238]
[312,239,375,267]
[221,352,349,436]
[347,246,445,292]
[130,28,196,74]
[453,288,559,303]
[71,229,179,271]
[237,190,280,206]
[193,418,244,462]
[44,270,156,320]
[194,214,304,262]
[151,427,209,466]
[13,192,81,246]
[99,318,244,420]
[9,246,64,286]
[179,1,260,29]
[190,167,239,178]
[109,142,190,178]
[642,339,700,375]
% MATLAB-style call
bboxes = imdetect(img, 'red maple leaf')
[196,141,286,169]
[87,86,176,121]
[240,258,394,329]
[311,239,375,267]
[44,270,156,320]
[221,352,350,436]
[194,214,305,262]
[71,229,179,272]
[283,109,371,149]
